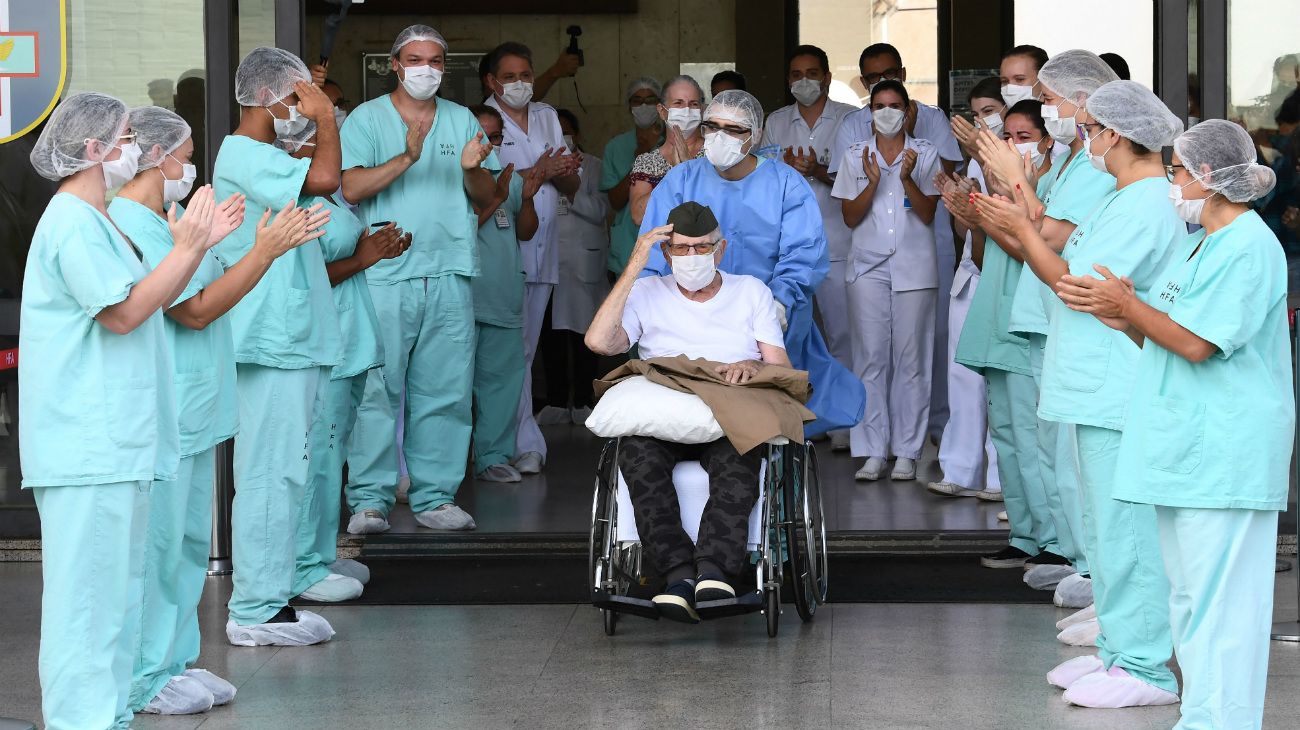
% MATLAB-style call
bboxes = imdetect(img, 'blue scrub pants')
[229,364,326,626]
[1074,424,1176,693]
[34,481,150,730]
[985,368,1059,556]
[130,448,216,710]
[295,372,367,595]
[1028,335,1088,573]
[473,322,524,473]
[347,275,475,515]
[1157,506,1277,730]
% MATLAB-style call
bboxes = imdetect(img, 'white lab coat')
[552,152,611,333]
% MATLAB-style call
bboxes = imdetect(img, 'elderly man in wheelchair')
[584,202,796,624]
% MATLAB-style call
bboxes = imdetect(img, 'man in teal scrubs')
[601,76,663,276]
[340,25,499,533]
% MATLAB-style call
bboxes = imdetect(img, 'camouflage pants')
[619,436,762,578]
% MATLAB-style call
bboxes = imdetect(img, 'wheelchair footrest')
[592,591,661,620]
[696,590,764,620]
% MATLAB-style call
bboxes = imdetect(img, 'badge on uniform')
[494,208,511,229]
[557,195,571,215]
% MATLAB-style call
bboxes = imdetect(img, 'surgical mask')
[400,64,442,101]
[873,107,905,137]
[703,130,749,170]
[101,142,141,189]
[269,100,310,138]
[666,107,702,135]
[498,80,533,110]
[1000,83,1035,107]
[1084,130,1114,173]
[1040,104,1078,143]
[1169,182,1208,224]
[670,252,717,292]
[161,154,197,203]
[631,104,659,128]
[334,107,348,128]
[562,134,576,153]
[1015,140,1047,167]
[790,78,823,106]
[981,112,1004,137]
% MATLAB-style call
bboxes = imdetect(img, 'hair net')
[705,89,764,138]
[1174,119,1277,202]
[1038,49,1119,105]
[391,24,447,58]
[129,106,193,172]
[29,92,129,181]
[625,76,662,102]
[1087,80,1184,149]
[235,46,311,107]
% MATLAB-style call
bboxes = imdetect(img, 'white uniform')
[552,151,610,334]
[831,133,941,460]
[485,95,568,460]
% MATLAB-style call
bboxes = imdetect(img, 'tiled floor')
[1,563,1297,729]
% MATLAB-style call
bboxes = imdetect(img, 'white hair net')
[1174,119,1277,202]
[1087,80,1184,149]
[129,106,193,172]
[391,24,447,58]
[706,89,764,138]
[1039,49,1119,105]
[235,47,311,107]
[625,76,662,102]
[29,92,129,181]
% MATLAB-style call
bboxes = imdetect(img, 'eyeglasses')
[487,133,505,145]
[665,241,718,256]
[1164,164,1186,181]
[862,68,902,85]
[699,120,750,138]
[1078,122,1106,137]
[628,96,661,107]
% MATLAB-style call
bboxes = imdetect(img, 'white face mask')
[670,252,718,292]
[1015,140,1047,166]
[703,130,749,170]
[1169,182,1208,224]
[562,134,576,153]
[269,100,310,138]
[1000,83,1035,107]
[873,107,905,137]
[790,78,823,106]
[334,107,348,128]
[981,112,1004,137]
[666,107,702,135]
[161,154,198,203]
[1040,104,1078,143]
[498,80,533,110]
[1084,129,1114,174]
[631,104,659,128]
[101,142,142,190]
[400,64,442,101]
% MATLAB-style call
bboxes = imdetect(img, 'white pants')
[514,282,554,460]
[938,276,999,490]
[847,263,936,460]
[929,206,955,437]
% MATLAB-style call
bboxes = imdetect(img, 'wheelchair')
[589,436,828,637]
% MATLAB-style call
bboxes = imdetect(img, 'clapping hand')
[783,145,818,176]
[207,193,246,247]
[168,185,216,253]
[461,131,493,171]
[862,150,881,185]
[1056,264,1136,331]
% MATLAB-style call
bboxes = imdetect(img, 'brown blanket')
[594,356,815,454]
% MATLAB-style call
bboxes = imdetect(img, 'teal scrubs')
[1115,212,1292,729]
[20,193,178,730]
[472,173,527,472]
[1041,175,1185,694]
[340,95,499,516]
[108,197,239,710]
[600,128,639,275]
[213,134,341,626]
[295,197,383,595]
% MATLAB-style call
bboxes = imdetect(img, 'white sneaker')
[396,475,410,504]
[1046,655,1104,690]
[854,457,888,481]
[570,406,593,424]
[975,489,1004,502]
[183,668,236,706]
[225,609,335,647]
[513,451,544,474]
[536,405,572,426]
[140,674,214,715]
[996,511,1008,521]
[926,480,981,497]
[328,558,370,585]
[1054,573,1094,608]
[477,463,523,483]
[299,573,363,602]
[346,509,390,535]
[1056,604,1097,631]
[1062,666,1179,708]
[414,504,477,530]
[1057,617,1101,646]
[890,457,916,481]
[829,430,850,451]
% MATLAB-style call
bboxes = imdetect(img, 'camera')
[566,25,585,66]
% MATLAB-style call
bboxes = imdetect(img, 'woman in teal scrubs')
[21,92,213,730]
[1058,119,1292,730]
[975,80,1185,709]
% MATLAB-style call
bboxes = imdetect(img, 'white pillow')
[585,376,724,443]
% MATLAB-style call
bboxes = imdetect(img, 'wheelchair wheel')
[760,444,783,638]
[588,440,620,598]
[603,608,618,636]
[765,587,780,637]
[806,444,829,604]
[786,443,829,621]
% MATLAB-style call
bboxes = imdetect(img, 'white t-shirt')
[622,272,785,363]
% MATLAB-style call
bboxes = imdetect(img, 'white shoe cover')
[1046,654,1104,689]
[855,457,887,481]
[890,457,917,480]
[329,558,370,585]
[1057,617,1101,646]
[414,504,477,530]
[396,475,411,504]
[299,573,363,602]
[1054,573,1094,608]
[996,510,1008,521]
[536,405,572,426]
[225,610,335,647]
[1062,666,1179,708]
[1056,603,1097,631]
[183,668,236,706]
[140,674,214,715]
[513,451,544,474]
[1025,564,1076,591]
[347,509,390,535]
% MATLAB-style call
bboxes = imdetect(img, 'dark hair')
[555,107,580,133]
[1006,99,1047,137]
[1002,45,1049,71]
[711,70,747,91]
[869,79,910,107]
[322,78,342,91]
[1277,89,1300,125]
[859,42,903,71]
[470,104,503,126]
[1125,139,1151,155]
[1100,53,1131,81]
[486,41,533,76]
[787,44,830,75]
[968,77,1004,106]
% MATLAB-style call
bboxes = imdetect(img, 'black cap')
[666,201,719,237]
